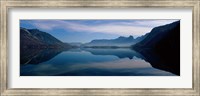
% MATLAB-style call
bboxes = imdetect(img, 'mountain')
[20,27,71,49]
[69,42,83,47]
[84,34,148,47]
[132,21,180,75]
[28,29,64,46]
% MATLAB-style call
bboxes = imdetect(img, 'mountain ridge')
[20,27,71,49]
[132,21,180,75]
[84,33,149,47]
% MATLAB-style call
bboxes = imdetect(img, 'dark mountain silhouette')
[132,21,180,75]
[20,28,44,48]
[84,34,148,47]
[20,27,71,49]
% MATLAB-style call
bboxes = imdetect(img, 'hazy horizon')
[20,20,178,43]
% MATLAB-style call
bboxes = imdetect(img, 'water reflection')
[137,50,180,75]
[20,48,178,76]
[20,49,63,64]
[83,48,145,59]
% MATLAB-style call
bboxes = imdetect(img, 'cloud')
[65,22,152,36]
[133,20,178,27]
[23,20,178,36]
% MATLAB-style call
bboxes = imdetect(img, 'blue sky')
[20,20,178,43]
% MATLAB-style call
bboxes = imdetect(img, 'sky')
[20,20,178,43]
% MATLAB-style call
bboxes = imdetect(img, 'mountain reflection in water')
[20,48,178,76]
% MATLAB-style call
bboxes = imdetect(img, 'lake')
[20,48,176,76]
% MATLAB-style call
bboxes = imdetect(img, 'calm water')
[20,48,176,76]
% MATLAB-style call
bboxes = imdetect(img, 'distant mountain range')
[69,42,83,47]
[21,27,149,49]
[132,21,180,75]
[20,27,71,49]
[84,34,149,47]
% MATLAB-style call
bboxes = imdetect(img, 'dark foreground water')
[20,48,177,76]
